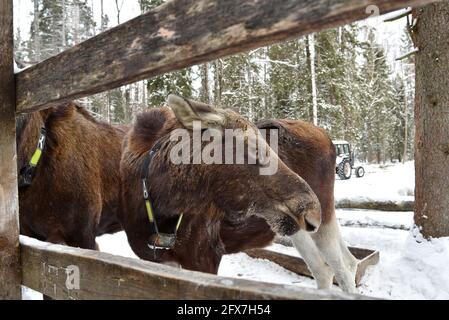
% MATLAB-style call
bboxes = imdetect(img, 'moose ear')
[167,94,225,129]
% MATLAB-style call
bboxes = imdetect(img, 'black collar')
[140,138,184,256]
[18,126,47,188]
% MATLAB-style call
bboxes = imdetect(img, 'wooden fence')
[0,0,438,300]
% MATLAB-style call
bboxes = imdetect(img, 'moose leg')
[290,230,334,290]
[311,217,358,293]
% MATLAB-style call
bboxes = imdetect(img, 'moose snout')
[285,195,322,233]
[301,202,321,233]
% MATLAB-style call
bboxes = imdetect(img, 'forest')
[14,0,415,163]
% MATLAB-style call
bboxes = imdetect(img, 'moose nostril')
[305,219,317,232]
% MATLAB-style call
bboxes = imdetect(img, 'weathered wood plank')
[355,250,380,285]
[335,198,414,211]
[0,0,22,300]
[20,236,369,300]
[16,0,439,114]
[245,247,379,287]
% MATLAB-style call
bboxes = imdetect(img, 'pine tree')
[266,39,309,120]
[139,0,164,12]
[399,29,415,162]
[357,28,397,163]
[139,0,193,108]
[26,0,95,62]
[147,70,193,107]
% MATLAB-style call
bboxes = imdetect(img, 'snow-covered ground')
[335,161,415,203]
[23,161,449,300]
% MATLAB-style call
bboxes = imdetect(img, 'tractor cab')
[332,140,365,180]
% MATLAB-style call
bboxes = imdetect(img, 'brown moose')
[119,95,323,276]
[257,119,358,293]
[16,102,126,249]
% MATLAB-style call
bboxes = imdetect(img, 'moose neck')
[16,111,45,171]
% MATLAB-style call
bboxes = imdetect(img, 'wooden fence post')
[0,0,22,299]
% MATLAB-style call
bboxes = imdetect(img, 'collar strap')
[141,140,184,252]
[18,127,47,188]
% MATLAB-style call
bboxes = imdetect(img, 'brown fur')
[17,102,126,249]
[257,119,337,225]
[119,103,322,274]
[220,120,336,254]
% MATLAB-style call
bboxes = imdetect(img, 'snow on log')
[335,198,414,211]
[383,8,413,22]
[16,0,439,113]
[396,48,420,61]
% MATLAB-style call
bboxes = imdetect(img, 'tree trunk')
[413,1,449,239]
[62,0,67,48]
[115,0,122,25]
[199,63,210,103]
[402,65,408,164]
[100,0,105,31]
[308,34,318,126]
[213,59,222,106]
[32,0,41,63]
[246,61,254,121]
[73,3,80,45]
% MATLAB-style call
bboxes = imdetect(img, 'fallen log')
[335,198,414,211]
[338,220,410,231]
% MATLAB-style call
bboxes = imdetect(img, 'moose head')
[120,94,322,272]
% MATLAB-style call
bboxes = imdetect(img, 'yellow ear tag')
[30,149,43,166]
[145,200,155,222]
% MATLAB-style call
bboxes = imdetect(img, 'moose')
[16,102,126,249]
[119,94,358,293]
[257,119,358,293]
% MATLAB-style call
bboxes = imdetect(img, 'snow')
[14,60,21,74]
[343,225,449,299]
[337,209,413,230]
[95,221,449,300]
[335,161,415,203]
[22,161,449,300]
[22,286,42,300]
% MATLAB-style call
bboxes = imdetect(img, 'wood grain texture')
[245,248,379,287]
[20,236,367,300]
[16,0,439,113]
[0,0,22,300]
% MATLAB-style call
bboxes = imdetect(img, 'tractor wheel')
[337,160,352,180]
[356,166,365,178]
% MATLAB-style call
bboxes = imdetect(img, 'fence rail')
[20,236,367,300]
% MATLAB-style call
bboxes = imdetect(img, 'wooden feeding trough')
[245,237,379,287]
